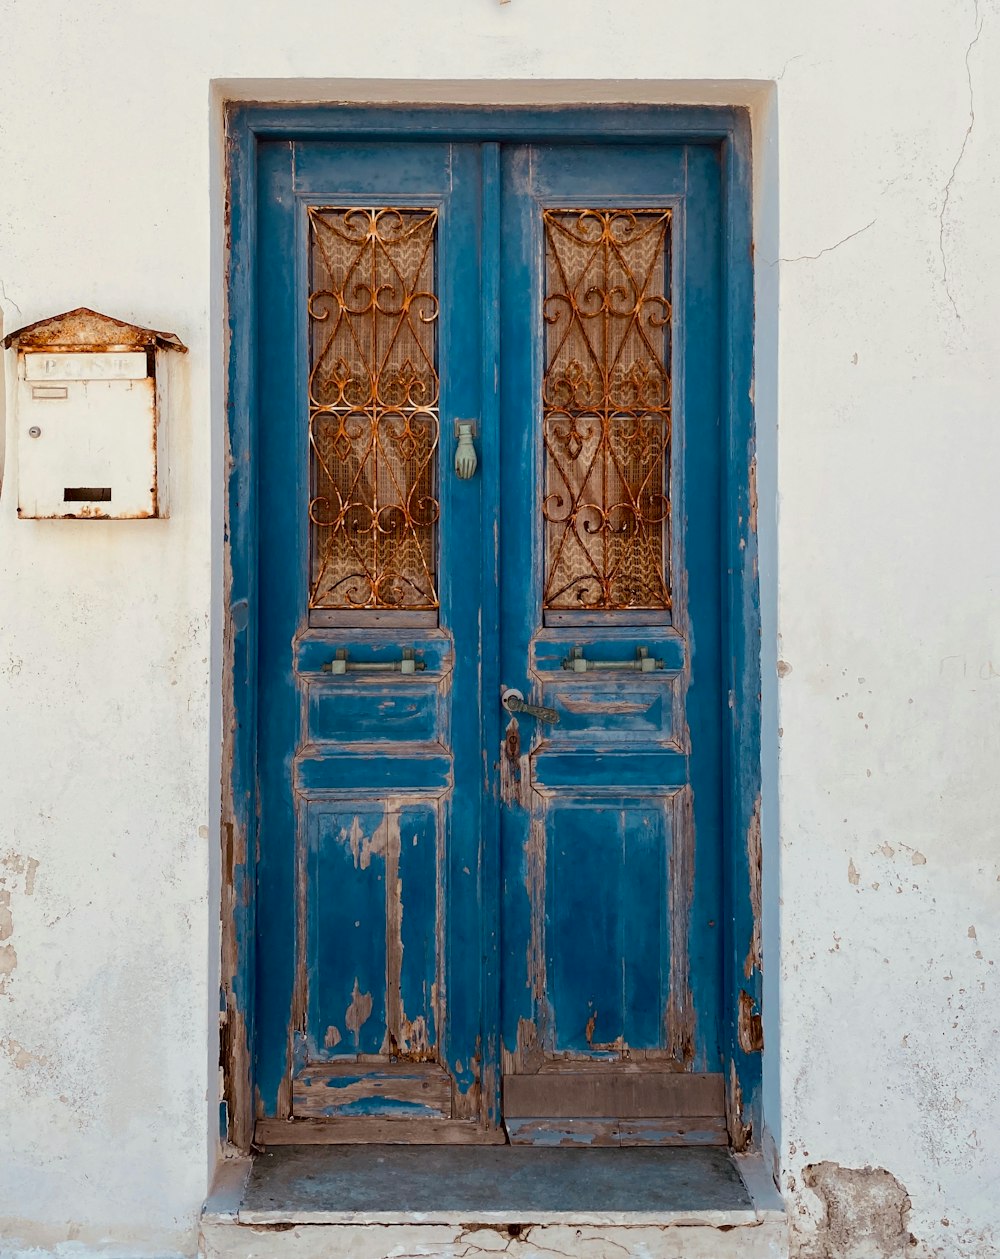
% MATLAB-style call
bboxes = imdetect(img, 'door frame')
[221,101,761,1152]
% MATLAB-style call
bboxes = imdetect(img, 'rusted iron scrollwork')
[307,207,440,611]
[542,208,673,611]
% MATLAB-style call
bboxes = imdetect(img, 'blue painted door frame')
[223,104,761,1150]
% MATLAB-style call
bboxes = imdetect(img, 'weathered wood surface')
[245,129,743,1141]
[293,1062,452,1120]
[503,1070,724,1118]
[255,1118,506,1146]
[505,1116,728,1147]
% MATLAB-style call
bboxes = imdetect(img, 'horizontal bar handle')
[323,647,426,675]
[562,646,664,673]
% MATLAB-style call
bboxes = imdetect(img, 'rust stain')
[585,1009,598,1047]
[345,978,374,1045]
[737,990,764,1053]
[3,307,186,352]
[665,787,695,1066]
[500,716,531,809]
[726,1058,752,1152]
[744,792,762,979]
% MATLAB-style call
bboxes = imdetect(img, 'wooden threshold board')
[505,1116,728,1147]
[255,1118,506,1146]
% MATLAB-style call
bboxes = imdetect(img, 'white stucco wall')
[0,2,997,1257]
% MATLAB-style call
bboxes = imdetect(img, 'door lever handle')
[502,687,559,724]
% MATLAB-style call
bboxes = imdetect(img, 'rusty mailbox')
[4,307,186,519]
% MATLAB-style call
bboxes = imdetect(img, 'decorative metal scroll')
[542,209,672,611]
[307,207,440,611]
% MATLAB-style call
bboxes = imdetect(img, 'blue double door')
[255,136,726,1143]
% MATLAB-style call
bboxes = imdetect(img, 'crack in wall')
[770,219,877,265]
[0,278,22,317]
[938,0,983,323]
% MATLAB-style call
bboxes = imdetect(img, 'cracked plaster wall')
[0,1,998,1257]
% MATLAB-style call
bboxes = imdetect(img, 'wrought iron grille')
[307,207,440,611]
[542,209,672,611]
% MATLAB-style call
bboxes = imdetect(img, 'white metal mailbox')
[4,308,186,519]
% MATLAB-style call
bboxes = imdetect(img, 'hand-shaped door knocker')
[454,421,478,479]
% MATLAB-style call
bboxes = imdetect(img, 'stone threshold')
[202,1144,785,1232]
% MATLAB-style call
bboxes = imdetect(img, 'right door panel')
[498,142,726,1145]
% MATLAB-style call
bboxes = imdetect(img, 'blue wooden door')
[253,135,726,1143]
[254,139,492,1137]
[497,144,726,1143]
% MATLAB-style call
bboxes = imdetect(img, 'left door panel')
[254,139,489,1138]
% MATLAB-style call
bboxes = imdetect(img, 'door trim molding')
[222,102,760,1152]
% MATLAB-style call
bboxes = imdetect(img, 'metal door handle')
[502,687,559,724]
[562,646,664,672]
[323,647,426,674]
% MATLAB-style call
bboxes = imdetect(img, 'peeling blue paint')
[226,105,759,1144]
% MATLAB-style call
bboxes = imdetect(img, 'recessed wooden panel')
[530,751,686,791]
[296,748,451,794]
[503,1070,724,1118]
[542,798,673,1054]
[542,679,676,743]
[308,680,441,743]
[306,800,440,1062]
[294,1062,451,1119]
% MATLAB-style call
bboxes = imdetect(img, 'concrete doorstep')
[200,1146,787,1259]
